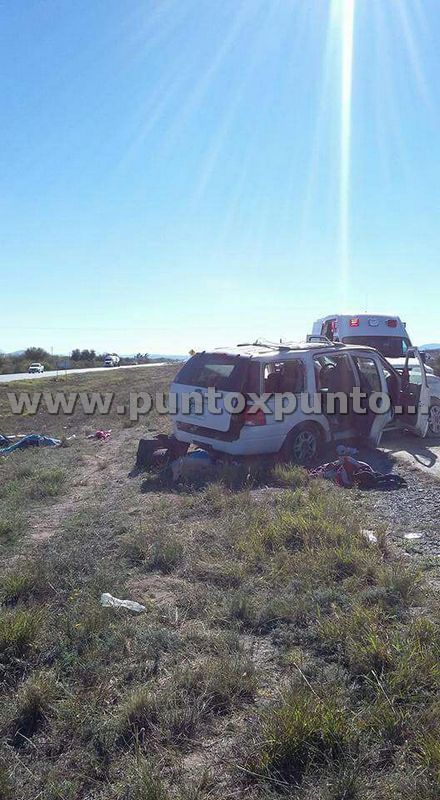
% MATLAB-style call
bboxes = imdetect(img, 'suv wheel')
[287,424,321,465]
[428,400,440,437]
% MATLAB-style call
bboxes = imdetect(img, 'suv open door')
[397,348,430,438]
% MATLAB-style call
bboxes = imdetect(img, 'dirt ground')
[1,366,440,800]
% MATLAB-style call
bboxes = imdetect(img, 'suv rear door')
[350,352,393,445]
[171,353,259,436]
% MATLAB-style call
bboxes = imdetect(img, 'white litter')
[100,593,146,612]
[403,532,423,540]
[362,529,378,544]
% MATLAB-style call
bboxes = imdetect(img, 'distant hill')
[420,343,440,351]
[149,353,186,361]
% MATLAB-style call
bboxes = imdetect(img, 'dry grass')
[0,365,439,799]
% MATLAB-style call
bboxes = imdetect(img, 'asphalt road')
[0,362,167,383]
[380,429,440,478]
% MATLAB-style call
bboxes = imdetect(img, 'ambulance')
[309,314,440,436]
[310,315,411,358]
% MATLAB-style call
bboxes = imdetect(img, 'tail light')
[242,407,266,426]
[349,318,360,327]
[387,319,397,328]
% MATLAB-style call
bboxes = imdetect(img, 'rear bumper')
[173,422,282,456]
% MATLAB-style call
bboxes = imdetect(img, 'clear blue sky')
[1,0,439,355]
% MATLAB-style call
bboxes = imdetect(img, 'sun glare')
[337,0,355,297]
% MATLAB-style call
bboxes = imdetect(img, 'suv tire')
[428,399,440,438]
[285,423,322,465]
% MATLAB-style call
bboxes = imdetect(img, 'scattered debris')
[362,529,378,544]
[100,593,146,612]
[310,456,407,490]
[0,434,62,455]
[336,444,359,456]
[171,449,217,482]
[135,434,188,469]
[87,430,111,440]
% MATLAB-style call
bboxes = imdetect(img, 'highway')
[0,362,168,383]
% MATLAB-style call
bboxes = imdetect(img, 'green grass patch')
[249,687,353,786]
[0,608,42,668]
[122,527,184,573]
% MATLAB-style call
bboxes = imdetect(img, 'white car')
[170,341,431,463]
[28,363,44,374]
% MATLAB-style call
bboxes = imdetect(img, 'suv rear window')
[175,353,259,392]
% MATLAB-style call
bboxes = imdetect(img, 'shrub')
[0,609,42,666]
[317,605,395,677]
[114,686,200,747]
[1,562,46,606]
[115,687,160,743]
[250,687,352,785]
[9,672,56,745]
[26,468,66,500]
[0,516,24,546]
[176,655,256,715]
[122,758,169,800]
[123,529,183,573]
[272,463,309,488]
[384,618,440,700]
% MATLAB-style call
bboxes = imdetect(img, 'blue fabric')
[0,434,61,454]
[187,449,212,462]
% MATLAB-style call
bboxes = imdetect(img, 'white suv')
[170,341,431,463]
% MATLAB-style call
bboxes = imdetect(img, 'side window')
[314,353,356,393]
[378,360,399,402]
[407,367,422,386]
[264,361,305,393]
[279,360,305,393]
[353,357,382,393]
[244,361,262,393]
[264,364,279,393]
[321,319,336,342]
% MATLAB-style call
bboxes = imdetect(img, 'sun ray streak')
[339,0,355,299]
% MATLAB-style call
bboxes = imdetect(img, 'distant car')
[28,363,44,374]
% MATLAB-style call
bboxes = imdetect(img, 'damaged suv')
[170,341,431,464]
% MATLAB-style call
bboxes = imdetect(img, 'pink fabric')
[310,455,375,488]
[95,430,111,440]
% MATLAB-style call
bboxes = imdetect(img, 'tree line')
[0,348,151,374]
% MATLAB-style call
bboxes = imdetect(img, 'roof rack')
[235,338,347,353]
[236,339,282,350]
[305,335,346,348]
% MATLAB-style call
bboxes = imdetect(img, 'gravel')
[353,446,440,558]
